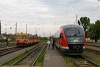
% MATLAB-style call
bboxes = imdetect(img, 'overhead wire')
[89,5,100,17]
[0,4,14,20]
[73,1,100,20]
[57,0,72,23]
[31,0,43,24]
[57,0,78,24]
[0,4,20,22]
[81,1,100,22]
[0,3,25,34]
[31,0,45,36]
[64,0,78,17]
[59,0,100,24]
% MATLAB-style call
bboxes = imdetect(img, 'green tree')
[78,17,90,32]
[90,20,100,42]
[90,23,96,41]
[9,36,15,41]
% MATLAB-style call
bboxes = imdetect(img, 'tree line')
[78,17,100,42]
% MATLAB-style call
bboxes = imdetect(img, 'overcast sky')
[0,0,100,37]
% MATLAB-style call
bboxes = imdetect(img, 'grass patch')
[56,48,75,67]
[4,50,29,65]
[39,40,47,43]
[93,60,100,65]
[35,46,47,66]
[63,56,74,67]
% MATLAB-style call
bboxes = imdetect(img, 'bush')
[0,39,5,43]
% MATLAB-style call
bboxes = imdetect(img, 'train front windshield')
[64,27,84,43]
[16,35,28,39]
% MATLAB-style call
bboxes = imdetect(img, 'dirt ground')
[86,46,100,52]
[82,50,100,60]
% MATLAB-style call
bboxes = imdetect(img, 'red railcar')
[54,25,86,55]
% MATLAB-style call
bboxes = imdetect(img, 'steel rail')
[10,45,39,66]
[0,47,21,57]
[0,45,38,67]
[81,55,100,67]
[30,44,47,67]
[72,55,100,67]
[85,48,100,55]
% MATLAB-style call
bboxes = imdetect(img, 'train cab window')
[64,27,84,43]
[22,35,28,39]
[64,28,84,37]
[16,36,22,39]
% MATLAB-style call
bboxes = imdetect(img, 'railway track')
[68,55,100,67]
[30,44,46,67]
[87,44,100,48]
[57,47,100,67]
[90,45,100,48]
[0,47,21,57]
[2,44,46,67]
[86,43,100,55]
[86,45,100,55]
[85,48,100,55]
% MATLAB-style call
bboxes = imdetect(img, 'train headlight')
[24,40,27,43]
[16,40,20,43]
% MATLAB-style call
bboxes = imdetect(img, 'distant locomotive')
[54,25,86,55]
[15,32,39,47]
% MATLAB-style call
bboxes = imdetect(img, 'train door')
[59,28,63,46]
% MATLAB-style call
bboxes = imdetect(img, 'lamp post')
[5,28,7,35]
[76,15,78,25]
[0,22,1,36]
[38,28,40,36]
[26,24,27,34]
[5,25,12,40]
[35,27,37,36]
[15,23,17,34]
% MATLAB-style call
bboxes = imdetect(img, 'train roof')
[61,25,83,29]
[15,32,28,35]
[15,33,38,37]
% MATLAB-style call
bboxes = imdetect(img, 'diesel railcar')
[15,32,39,47]
[54,25,86,55]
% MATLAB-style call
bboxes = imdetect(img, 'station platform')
[43,47,68,67]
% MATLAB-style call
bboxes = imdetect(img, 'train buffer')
[43,48,68,67]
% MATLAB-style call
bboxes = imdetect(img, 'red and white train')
[54,25,86,55]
